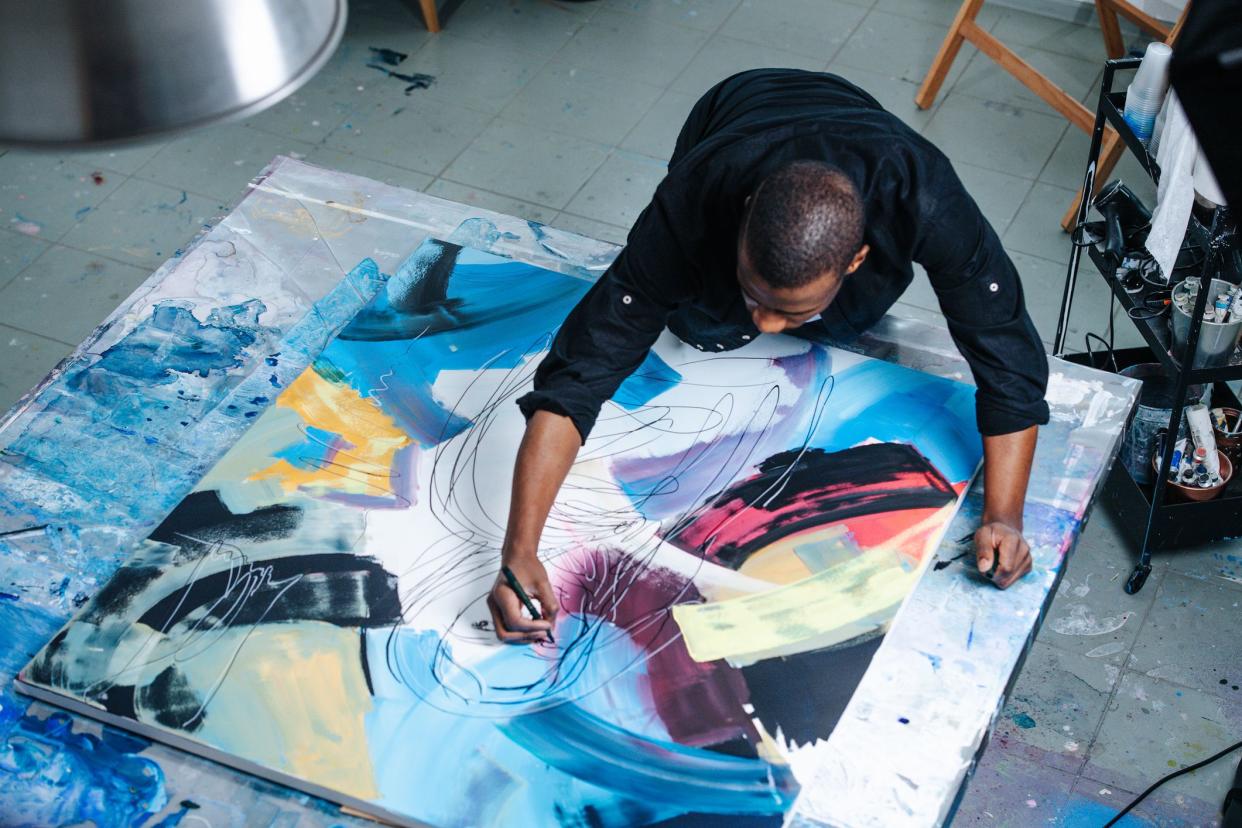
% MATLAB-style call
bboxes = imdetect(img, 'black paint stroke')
[140,666,205,731]
[149,490,302,549]
[138,552,403,632]
[339,238,464,341]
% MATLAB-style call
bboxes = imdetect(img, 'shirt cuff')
[975,394,1050,437]
[516,390,596,445]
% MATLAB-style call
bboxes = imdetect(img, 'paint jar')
[1170,277,1242,368]
[1153,449,1233,502]
[1119,363,1202,485]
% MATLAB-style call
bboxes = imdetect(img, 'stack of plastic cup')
[1124,42,1173,146]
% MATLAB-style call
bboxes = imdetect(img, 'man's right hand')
[486,554,559,644]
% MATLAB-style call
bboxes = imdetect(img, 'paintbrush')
[501,565,555,644]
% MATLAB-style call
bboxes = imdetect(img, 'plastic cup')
[1124,42,1173,144]
[1132,42,1173,99]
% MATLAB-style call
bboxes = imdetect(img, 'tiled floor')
[1,0,1238,824]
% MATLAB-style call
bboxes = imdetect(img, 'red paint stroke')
[667,442,957,569]
[555,547,756,750]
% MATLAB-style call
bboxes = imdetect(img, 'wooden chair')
[915,0,1188,231]
[1096,0,1185,59]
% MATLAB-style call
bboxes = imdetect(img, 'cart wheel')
[1125,564,1152,594]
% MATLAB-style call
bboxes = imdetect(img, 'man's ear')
[845,244,870,275]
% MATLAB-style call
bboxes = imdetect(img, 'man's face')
[736,241,867,335]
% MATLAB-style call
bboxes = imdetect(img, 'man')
[487,69,1048,644]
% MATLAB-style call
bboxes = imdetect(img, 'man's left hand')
[974,521,1032,589]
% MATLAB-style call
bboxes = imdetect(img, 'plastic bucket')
[1119,363,1203,485]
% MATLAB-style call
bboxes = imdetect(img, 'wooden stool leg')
[418,0,441,32]
[1060,129,1127,231]
[1095,0,1127,59]
[915,0,987,110]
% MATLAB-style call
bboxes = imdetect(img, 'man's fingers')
[996,538,1033,589]
[488,588,551,638]
[974,528,995,574]
[995,531,1021,578]
[487,595,548,644]
[532,577,559,619]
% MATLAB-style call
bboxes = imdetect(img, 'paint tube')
[1167,439,1185,480]
[1180,465,1197,484]
[1186,404,1221,476]
[1215,294,1232,323]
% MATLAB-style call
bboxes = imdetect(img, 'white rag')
[1145,92,1199,280]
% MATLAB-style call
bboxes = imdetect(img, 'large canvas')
[20,239,982,828]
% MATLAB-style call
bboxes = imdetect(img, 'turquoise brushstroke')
[364,614,795,827]
[613,350,683,411]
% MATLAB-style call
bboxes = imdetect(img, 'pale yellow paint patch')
[178,623,380,800]
[673,505,954,665]
[249,367,412,499]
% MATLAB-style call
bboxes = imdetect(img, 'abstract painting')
[20,239,982,827]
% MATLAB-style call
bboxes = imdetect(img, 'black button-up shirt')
[518,69,1050,441]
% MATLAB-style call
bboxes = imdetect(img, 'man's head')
[737,161,869,334]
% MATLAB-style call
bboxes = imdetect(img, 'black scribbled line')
[354,327,845,720]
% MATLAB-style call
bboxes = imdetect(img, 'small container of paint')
[1156,449,1233,502]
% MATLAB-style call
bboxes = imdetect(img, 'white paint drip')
[1085,641,1125,658]
[1048,604,1133,636]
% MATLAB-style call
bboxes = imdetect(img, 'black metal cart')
[1054,56,1242,595]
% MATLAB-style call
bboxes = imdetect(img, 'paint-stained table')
[0,156,1139,827]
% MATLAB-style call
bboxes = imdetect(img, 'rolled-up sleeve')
[516,198,690,443]
[914,157,1050,436]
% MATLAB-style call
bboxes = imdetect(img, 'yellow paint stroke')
[178,623,380,800]
[249,367,412,499]
[673,504,954,666]
[733,524,859,589]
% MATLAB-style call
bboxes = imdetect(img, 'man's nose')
[752,307,786,334]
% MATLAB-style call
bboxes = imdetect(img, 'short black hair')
[740,161,864,289]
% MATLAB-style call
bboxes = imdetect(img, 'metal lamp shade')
[0,0,347,147]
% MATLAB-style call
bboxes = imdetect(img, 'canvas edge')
[13,670,431,828]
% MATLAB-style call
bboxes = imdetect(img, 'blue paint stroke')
[0,601,169,827]
[0,710,168,827]
[365,614,794,827]
[70,301,265,388]
[613,351,682,411]
[805,360,981,484]
[328,248,589,446]
[501,702,798,815]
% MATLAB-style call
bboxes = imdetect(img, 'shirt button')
[742,335,751,340]
[989,282,999,293]
[622,294,632,305]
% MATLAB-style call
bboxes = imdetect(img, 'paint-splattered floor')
[0,0,1238,825]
